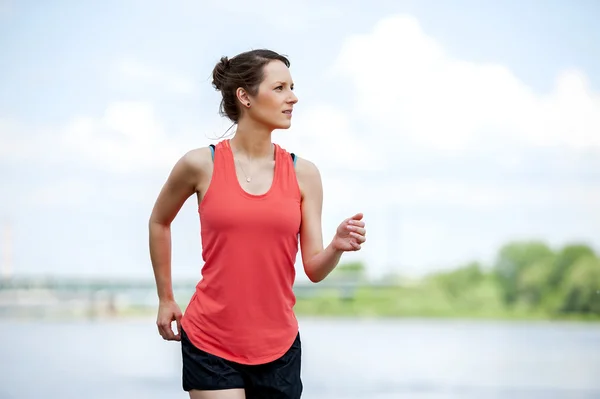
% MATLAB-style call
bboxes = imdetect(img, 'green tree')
[549,244,596,289]
[432,262,484,298]
[494,241,554,305]
[560,256,600,314]
[517,257,554,308]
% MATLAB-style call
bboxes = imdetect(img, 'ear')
[236,87,251,108]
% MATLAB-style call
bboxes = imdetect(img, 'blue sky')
[1,0,599,281]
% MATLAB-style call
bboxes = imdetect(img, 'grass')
[293,282,600,322]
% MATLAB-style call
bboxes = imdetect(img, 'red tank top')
[180,139,302,365]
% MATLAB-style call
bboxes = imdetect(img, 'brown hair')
[212,49,290,123]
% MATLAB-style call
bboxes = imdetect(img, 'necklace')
[237,160,252,183]
[232,143,273,184]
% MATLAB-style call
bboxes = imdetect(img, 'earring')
[247,102,250,107]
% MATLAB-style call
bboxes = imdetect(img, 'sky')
[1,0,599,282]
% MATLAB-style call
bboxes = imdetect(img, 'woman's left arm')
[296,158,367,283]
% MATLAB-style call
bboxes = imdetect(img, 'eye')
[275,86,283,91]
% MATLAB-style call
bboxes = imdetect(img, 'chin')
[271,121,292,130]
[261,114,292,130]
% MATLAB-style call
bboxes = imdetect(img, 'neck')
[230,118,274,159]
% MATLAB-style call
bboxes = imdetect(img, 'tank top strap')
[273,143,301,198]
[208,140,235,188]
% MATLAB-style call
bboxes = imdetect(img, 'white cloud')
[1,101,204,175]
[278,104,384,172]
[60,101,179,174]
[330,14,600,154]
[116,59,195,94]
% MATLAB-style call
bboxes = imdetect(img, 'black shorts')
[181,328,303,398]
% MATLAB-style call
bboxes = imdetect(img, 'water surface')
[1,317,599,398]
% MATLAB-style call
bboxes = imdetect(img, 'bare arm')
[148,148,209,301]
[296,158,366,283]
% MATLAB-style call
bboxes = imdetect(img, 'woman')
[148,49,367,399]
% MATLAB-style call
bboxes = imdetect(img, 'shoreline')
[1,307,598,324]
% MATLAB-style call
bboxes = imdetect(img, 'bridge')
[0,276,365,296]
[0,276,379,319]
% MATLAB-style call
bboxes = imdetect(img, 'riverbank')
[6,286,597,322]
[292,283,600,322]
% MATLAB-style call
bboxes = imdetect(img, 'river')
[1,317,599,398]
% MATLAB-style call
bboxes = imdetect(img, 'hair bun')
[212,56,230,91]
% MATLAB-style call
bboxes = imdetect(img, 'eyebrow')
[274,81,294,86]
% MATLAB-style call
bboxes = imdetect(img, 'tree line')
[428,241,600,316]
[329,240,600,319]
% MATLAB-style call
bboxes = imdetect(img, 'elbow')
[149,213,170,229]
[148,218,171,236]
[305,268,325,283]
[148,218,159,231]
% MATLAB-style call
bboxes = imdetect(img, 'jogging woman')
[149,49,367,399]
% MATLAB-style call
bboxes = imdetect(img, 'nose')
[288,91,298,104]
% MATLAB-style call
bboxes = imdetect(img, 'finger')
[350,232,366,243]
[165,328,177,341]
[348,220,365,228]
[157,324,168,340]
[347,226,366,235]
[350,212,363,221]
[158,324,170,340]
[159,321,176,341]
[346,225,366,236]
[156,320,168,339]
[157,324,166,339]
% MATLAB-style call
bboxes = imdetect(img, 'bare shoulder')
[178,146,213,173]
[294,156,322,198]
[295,156,319,176]
[159,146,214,196]
[149,146,213,225]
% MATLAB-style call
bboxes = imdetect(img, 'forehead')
[261,60,293,84]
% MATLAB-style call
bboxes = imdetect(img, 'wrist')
[158,293,175,303]
[326,240,345,263]
[329,235,346,253]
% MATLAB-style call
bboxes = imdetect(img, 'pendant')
[246,177,252,183]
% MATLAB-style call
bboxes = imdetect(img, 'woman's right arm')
[148,148,209,340]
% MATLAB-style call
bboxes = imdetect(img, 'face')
[240,60,298,130]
